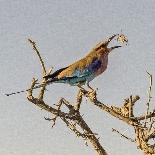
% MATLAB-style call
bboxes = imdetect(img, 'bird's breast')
[95,53,108,77]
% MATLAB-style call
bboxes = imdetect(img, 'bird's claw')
[87,90,97,102]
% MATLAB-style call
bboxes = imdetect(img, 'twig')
[28,39,46,75]
[146,71,153,104]
[136,110,155,121]
[28,38,54,100]
[25,36,154,155]
[145,71,153,126]
[51,99,64,127]
[27,78,68,118]
[62,117,87,138]
[112,128,135,143]
[74,89,86,111]
[149,118,155,132]
[129,96,134,117]
[85,91,141,127]
[26,39,108,155]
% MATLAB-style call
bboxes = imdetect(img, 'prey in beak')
[105,33,128,53]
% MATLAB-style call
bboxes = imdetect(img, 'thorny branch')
[26,39,108,155]
[112,128,135,143]
[27,79,108,155]
[81,89,154,154]
[75,75,154,154]
[28,39,47,75]
[145,71,153,126]
[26,38,154,155]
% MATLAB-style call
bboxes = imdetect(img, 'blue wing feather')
[45,58,102,85]
[72,58,101,77]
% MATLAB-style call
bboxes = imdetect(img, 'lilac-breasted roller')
[44,34,123,90]
[5,34,126,96]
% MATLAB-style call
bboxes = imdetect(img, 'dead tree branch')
[112,128,135,143]
[25,38,154,155]
[26,39,108,155]
[76,75,154,154]
[28,39,47,75]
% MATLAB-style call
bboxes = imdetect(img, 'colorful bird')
[44,34,122,91]
[5,34,126,96]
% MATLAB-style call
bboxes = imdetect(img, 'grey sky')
[0,0,154,155]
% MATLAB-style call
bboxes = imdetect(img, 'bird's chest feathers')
[95,53,108,76]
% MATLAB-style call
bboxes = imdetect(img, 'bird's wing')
[44,57,102,82]
[57,57,102,79]
[43,67,68,80]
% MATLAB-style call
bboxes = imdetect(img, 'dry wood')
[25,36,154,155]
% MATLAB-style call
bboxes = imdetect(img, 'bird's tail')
[5,79,56,96]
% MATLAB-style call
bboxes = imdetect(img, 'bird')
[44,34,122,91]
[5,33,126,96]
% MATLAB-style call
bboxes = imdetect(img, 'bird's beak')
[93,34,123,52]
[108,45,122,53]
[104,34,119,46]
[104,34,123,53]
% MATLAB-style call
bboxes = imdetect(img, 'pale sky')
[0,0,155,155]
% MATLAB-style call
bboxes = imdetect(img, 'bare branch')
[145,71,153,126]
[28,39,47,76]
[26,78,68,118]
[79,73,154,154]
[129,96,134,118]
[26,39,108,155]
[25,37,154,155]
[149,118,155,132]
[74,89,86,111]
[112,128,135,143]
[136,110,155,121]
[83,90,141,127]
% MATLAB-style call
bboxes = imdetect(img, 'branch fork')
[27,38,108,155]
[26,38,154,155]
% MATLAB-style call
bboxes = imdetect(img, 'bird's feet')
[77,84,86,92]
[87,90,97,102]
[77,84,97,103]
[86,82,95,92]
[86,82,97,101]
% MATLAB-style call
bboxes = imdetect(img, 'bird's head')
[107,33,128,53]
[93,34,128,54]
